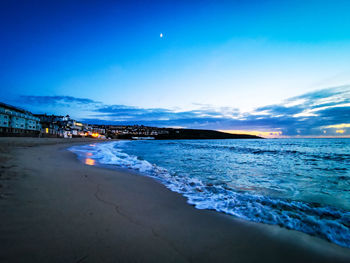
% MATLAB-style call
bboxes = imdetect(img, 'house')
[34,114,64,137]
[0,102,41,136]
[35,114,91,138]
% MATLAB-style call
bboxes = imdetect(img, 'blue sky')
[1,0,350,137]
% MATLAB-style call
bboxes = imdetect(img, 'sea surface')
[69,138,350,248]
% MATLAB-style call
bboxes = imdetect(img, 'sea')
[69,138,350,248]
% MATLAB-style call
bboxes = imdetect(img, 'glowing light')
[336,129,345,134]
[160,33,163,38]
[45,128,49,133]
[85,158,95,166]
[91,133,99,138]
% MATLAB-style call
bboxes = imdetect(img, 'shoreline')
[1,138,349,262]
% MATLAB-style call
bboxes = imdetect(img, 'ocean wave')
[69,141,350,248]
[172,141,350,162]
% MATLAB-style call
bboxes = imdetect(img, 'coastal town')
[0,102,170,139]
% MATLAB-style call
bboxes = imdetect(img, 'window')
[4,115,7,119]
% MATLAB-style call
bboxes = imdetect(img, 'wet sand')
[0,137,349,262]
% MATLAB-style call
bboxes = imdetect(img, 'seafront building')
[34,114,64,137]
[34,114,90,138]
[0,102,41,136]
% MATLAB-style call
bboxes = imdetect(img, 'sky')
[1,0,350,137]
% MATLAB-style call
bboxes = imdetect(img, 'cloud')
[238,85,350,136]
[94,104,241,123]
[16,85,350,137]
[18,95,101,106]
[325,123,350,129]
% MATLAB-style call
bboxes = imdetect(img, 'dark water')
[70,138,350,248]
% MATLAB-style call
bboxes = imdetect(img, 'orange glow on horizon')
[221,129,350,138]
[220,130,283,138]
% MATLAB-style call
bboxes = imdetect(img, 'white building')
[0,102,41,135]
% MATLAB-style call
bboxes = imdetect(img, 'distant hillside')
[115,128,262,140]
[156,129,262,140]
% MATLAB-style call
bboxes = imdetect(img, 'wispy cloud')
[18,95,102,107]
[15,85,350,137]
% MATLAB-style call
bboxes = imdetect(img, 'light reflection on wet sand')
[85,158,95,166]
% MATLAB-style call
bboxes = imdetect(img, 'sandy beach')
[0,138,350,263]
